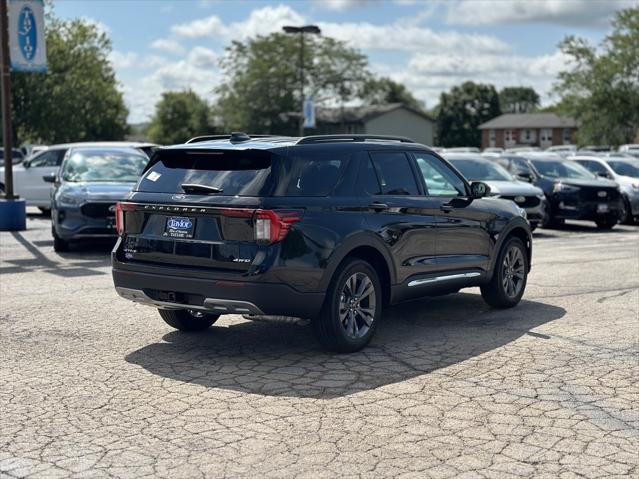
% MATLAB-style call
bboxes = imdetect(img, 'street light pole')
[282,25,320,137]
[0,0,14,199]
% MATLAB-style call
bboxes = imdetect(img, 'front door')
[410,151,491,272]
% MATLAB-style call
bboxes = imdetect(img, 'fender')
[318,231,397,291]
[486,216,532,280]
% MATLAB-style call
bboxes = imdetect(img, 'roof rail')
[185,133,280,144]
[296,134,416,145]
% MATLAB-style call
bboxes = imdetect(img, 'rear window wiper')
[181,183,223,194]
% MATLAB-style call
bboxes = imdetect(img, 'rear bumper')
[112,265,325,319]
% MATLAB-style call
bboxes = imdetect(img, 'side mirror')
[470,181,491,199]
[516,173,533,182]
[42,172,56,183]
[22,160,30,169]
[596,171,610,179]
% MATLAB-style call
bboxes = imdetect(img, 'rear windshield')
[530,159,595,180]
[137,149,348,197]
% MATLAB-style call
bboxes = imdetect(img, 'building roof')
[316,103,434,124]
[478,113,578,130]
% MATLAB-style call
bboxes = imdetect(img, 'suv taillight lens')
[115,202,124,235]
[254,209,302,243]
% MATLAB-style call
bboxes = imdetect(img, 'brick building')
[478,113,578,149]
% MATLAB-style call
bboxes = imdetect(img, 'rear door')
[410,151,491,272]
[361,151,440,285]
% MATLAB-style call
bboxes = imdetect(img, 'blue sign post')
[0,0,47,231]
[303,97,315,129]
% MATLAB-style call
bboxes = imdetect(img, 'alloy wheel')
[502,246,525,298]
[339,272,376,339]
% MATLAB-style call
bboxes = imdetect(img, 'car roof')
[45,141,158,151]
[164,133,433,153]
[443,153,489,162]
[66,146,149,156]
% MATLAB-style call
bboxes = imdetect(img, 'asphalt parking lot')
[1,213,638,478]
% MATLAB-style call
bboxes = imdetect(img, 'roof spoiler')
[185,133,280,144]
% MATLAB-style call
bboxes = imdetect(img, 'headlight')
[57,192,84,206]
[518,207,527,218]
[553,182,579,193]
[632,183,639,190]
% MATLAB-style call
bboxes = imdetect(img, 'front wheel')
[159,309,220,331]
[481,237,528,308]
[595,216,617,230]
[620,197,634,225]
[312,258,382,353]
[52,228,69,252]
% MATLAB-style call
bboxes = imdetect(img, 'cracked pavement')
[1,213,638,478]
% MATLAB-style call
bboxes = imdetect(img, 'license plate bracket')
[165,216,196,239]
[597,203,609,214]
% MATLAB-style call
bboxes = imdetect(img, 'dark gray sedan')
[46,147,149,251]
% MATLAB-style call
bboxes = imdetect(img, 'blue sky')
[54,0,633,123]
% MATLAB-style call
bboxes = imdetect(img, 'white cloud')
[313,0,380,11]
[445,0,634,27]
[109,51,138,70]
[319,21,509,53]
[150,38,185,55]
[171,5,304,40]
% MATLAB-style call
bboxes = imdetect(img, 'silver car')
[46,147,149,252]
[445,154,547,230]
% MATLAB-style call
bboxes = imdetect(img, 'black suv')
[112,134,532,352]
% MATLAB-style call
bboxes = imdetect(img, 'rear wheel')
[595,216,617,230]
[159,309,220,331]
[312,258,381,353]
[481,237,528,308]
[38,207,51,216]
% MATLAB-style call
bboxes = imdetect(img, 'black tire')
[158,309,220,331]
[39,207,51,216]
[595,216,617,230]
[620,197,634,225]
[312,258,382,353]
[52,228,70,252]
[530,223,538,232]
[481,237,528,308]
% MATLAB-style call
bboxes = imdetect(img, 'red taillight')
[115,202,134,236]
[254,209,302,243]
[115,202,124,235]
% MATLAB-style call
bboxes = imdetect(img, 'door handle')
[369,202,389,212]
[440,204,454,213]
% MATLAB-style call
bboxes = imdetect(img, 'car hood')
[552,178,619,188]
[59,182,135,200]
[483,180,543,196]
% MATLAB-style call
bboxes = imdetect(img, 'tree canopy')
[147,90,212,145]
[499,87,540,113]
[361,77,425,112]
[214,33,370,134]
[555,6,639,146]
[10,15,129,144]
[436,81,501,147]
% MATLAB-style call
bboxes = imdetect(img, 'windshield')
[449,159,513,181]
[62,150,148,183]
[530,159,595,179]
[608,160,639,177]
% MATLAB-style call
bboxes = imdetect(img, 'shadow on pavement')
[1,232,110,277]
[126,292,566,399]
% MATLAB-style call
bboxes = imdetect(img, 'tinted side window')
[579,160,607,175]
[29,150,60,167]
[357,158,381,195]
[369,152,418,195]
[414,154,465,197]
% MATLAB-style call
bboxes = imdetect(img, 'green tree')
[436,81,501,147]
[215,33,369,134]
[555,6,639,146]
[10,16,128,144]
[147,90,212,144]
[361,77,425,112]
[499,87,540,113]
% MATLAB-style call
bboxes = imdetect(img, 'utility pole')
[0,0,14,199]
[282,25,320,137]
